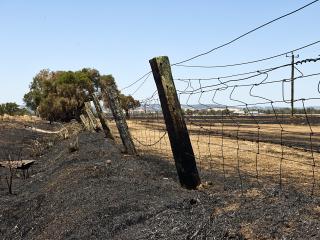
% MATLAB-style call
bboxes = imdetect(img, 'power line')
[174,40,320,68]
[120,71,152,91]
[172,0,320,66]
[122,1,319,98]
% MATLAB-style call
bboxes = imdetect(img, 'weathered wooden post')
[80,114,93,132]
[84,102,100,132]
[100,75,137,155]
[149,56,201,189]
[91,94,114,140]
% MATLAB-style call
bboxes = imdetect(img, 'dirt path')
[1,122,320,239]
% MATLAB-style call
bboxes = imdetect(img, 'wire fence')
[114,1,320,195]
[119,48,320,196]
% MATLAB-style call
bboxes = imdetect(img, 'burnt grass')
[1,121,320,239]
[139,115,320,152]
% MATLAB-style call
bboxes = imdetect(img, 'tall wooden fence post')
[100,75,137,155]
[149,56,201,189]
[91,94,114,140]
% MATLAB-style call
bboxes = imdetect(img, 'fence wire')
[128,97,173,162]
[123,52,320,196]
[177,55,320,195]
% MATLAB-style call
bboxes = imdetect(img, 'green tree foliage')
[23,68,97,122]
[24,71,141,122]
[0,102,29,116]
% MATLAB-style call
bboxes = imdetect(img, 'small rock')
[106,160,112,164]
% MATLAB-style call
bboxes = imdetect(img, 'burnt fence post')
[84,102,100,132]
[149,56,201,189]
[100,75,137,155]
[80,114,93,132]
[91,93,114,140]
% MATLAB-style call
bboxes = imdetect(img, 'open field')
[108,115,320,195]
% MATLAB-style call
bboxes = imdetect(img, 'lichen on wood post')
[84,102,100,132]
[149,56,201,189]
[91,93,114,140]
[80,114,93,131]
[100,75,137,155]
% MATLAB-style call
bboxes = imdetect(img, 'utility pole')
[287,52,299,117]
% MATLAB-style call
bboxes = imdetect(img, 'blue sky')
[0,1,319,107]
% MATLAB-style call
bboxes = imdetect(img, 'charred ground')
[0,119,320,240]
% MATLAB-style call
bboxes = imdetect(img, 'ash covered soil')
[1,120,320,240]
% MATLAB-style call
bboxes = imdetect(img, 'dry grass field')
[109,115,320,195]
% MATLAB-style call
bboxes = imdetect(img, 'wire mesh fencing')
[117,48,320,197]
[173,55,320,194]
[106,93,173,162]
